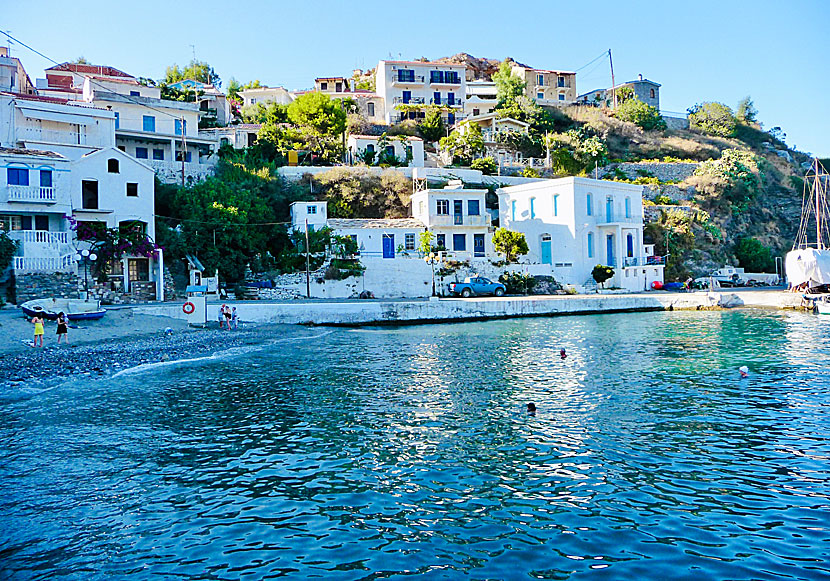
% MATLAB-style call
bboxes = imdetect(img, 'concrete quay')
[135,290,803,327]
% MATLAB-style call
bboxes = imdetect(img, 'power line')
[0,30,187,121]
[573,50,610,73]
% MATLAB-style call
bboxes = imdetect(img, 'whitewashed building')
[1,146,75,273]
[376,60,467,125]
[457,113,530,165]
[411,182,493,260]
[70,147,162,297]
[347,134,424,167]
[497,178,664,291]
[200,124,261,150]
[167,79,232,127]
[238,86,294,107]
[465,80,498,117]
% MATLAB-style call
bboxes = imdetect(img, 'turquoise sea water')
[1,310,829,580]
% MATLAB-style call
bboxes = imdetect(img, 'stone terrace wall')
[15,272,80,304]
[642,184,696,202]
[600,162,699,182]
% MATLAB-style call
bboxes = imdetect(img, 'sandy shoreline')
[0,306,280,387]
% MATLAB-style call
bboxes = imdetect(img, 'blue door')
[474,234,485,257]
[453,233,466,252]
[606,234,615,267]
[541,236,552,264]
[382,234,395,258]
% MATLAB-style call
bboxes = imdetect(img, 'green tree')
[493,228,529,263]
[688,102,737,137]
[615,86,634,104]
[736,96,758,124]
[592,264,614,289]
[163,59,221,86]
[418,230,435,255]
[440,124,485,165]
[471,156,498,175]
[492,61,526,106]
[285,92,347,164]
[615,97,666,131]
[71,56,89,64]
[418,108,445,142]
[734,237,774,272]
[0,231,19,273]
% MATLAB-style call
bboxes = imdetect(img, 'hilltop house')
[456,113,530,166]
[578,74,661,109]
[497,178,664,292]
[464,80,498,118]
[511,64,577,106]
[295,78,386,124]
[166,79,232,127]
[238,86,294,108]
[375,60,467,126]
[0,47,36,96]
[346,134,425,167]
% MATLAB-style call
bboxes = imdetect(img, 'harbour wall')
[136,290,801,327]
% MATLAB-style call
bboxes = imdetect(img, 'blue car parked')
[448,277,506,298]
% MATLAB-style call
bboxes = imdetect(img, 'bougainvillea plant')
[66,215,162,275]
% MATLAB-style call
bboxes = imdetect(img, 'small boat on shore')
[20,298,106,321]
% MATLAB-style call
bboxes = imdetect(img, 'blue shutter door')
[541,239,552,264]
[606,234,615,267]
[382,234,395,258]
[453,234,466,251]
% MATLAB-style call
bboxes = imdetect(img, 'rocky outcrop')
[434,53,532,81]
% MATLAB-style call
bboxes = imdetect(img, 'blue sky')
[4,0,829,156]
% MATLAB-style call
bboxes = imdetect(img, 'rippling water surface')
[2,310,830,580]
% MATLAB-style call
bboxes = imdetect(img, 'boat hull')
[20,298,106,321]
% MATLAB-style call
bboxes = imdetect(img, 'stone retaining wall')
[643,184,696,202]
[15,272,80,304]
[600,162,699,182]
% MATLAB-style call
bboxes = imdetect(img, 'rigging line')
[1,30,187,121]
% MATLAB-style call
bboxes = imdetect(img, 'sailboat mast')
[817,159,824,250]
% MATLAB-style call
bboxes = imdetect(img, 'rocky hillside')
[434,53,531,81]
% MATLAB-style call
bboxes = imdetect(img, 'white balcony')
[393,96,426,105]
[7,185,57,203]
[8,230,70,245]
[390,75,425,86]
[20,127,87,146]
[429,214,490,227]
[13,254,76,273]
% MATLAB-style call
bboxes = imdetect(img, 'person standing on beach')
[219,304,227,329]
[231,307,239,330]
[32,315,45,348]
[223,304,232,331]
[56,312,69,345]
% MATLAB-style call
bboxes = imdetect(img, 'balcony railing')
[393,96,426,105]
[392,75,425,84]
[429,98,463,107]
[13,254,76,273]
[7,185,56,203]
[430,214,490,227]
[8,230,69,245]
[429,75,461,85]
[624,256,666,267]
[20,127,87,145]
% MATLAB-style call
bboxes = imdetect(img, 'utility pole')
[304,219,311,299]
[180,116,186,187]
[609,49,617,110]
[545,130,550,169]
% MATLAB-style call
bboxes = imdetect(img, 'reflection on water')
[1,310,829,580]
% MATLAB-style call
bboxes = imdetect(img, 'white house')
[238,86,294,108]
[200,124,261,150]
[457,113,530,165]
[347,134,424,167]
[0,47,36,96]
[70,147,162,298]
[411,182,493,260]
[82,76,216,183]
[497,178,665,292]
[464,80,498,118]
[376,60,467,126]
[167,79,232,127]
[1,146,75,273]
[578,75,661,109]
[290,200,329,232]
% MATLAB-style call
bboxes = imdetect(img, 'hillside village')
[0,47,816,303]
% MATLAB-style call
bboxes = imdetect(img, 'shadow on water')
[1,310,829,580]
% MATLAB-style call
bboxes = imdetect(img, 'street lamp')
[75,248,97,299]
[424,251,442,297]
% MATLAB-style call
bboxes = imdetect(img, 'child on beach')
[32,315,45,348]
[219,304,227,329]
[231,307,239,330]
[56,312,69,344]
[223,304,232,330]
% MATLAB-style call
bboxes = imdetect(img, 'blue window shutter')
[40,170,52,188]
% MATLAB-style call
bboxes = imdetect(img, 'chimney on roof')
[638,74,643,81]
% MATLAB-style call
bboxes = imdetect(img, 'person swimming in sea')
[560,348,567,360]
[739,366,749,379]
[527,402,537,413]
